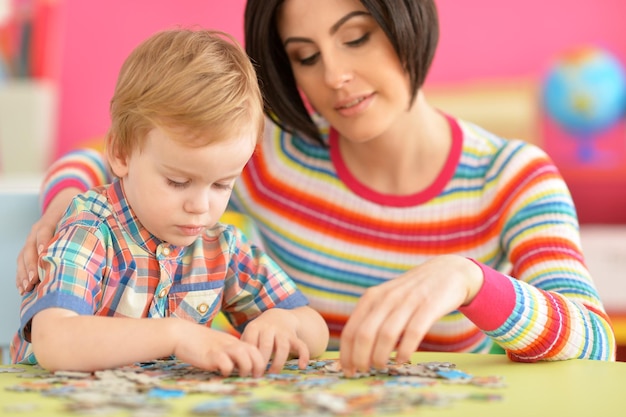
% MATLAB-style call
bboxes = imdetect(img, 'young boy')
[10,28,329,376]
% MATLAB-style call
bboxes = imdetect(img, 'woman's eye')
[346,33,370,47]
[167,179,189,189]
[298,52,319,66]
[296,33,370,66]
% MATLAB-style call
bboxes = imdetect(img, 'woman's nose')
[324,58,353,89]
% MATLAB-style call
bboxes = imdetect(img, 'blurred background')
[0,0,625,355]
[1,0,625,220]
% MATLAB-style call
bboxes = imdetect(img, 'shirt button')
[162,247,171,256]
[158,288,168,298]
[196,303,209,314]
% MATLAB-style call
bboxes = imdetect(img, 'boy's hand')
[240,308,310,374]
[174,325,266,377]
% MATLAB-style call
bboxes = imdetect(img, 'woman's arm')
[339,142,615,375]
[16,148,111,294]
[40,148,111,211]
[470,143,615,362]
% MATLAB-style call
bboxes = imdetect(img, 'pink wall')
[50,0,626,157]
[47,0,626,222]
[431,0,626,83]
[51,0,247,157]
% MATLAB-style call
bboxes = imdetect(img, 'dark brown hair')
[244,0,439,144]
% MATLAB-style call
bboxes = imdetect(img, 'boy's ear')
[105,135,129,178]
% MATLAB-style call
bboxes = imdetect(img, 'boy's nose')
[184,192,210,214]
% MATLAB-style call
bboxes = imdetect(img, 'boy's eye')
[214,182,233,191]
[167,179,189,189]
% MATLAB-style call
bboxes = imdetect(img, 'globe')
[542,46,626,161]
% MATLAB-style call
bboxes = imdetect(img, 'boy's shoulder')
[60,185,114,230]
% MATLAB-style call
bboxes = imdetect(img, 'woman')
[16,0,615,376]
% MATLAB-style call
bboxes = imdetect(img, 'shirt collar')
[105,179,164,255]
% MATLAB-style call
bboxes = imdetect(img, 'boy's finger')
[255,330,276,366]
[267,346,288,374]
[211,352,234,376]
[294,339,310,369]
[250,347,266,378]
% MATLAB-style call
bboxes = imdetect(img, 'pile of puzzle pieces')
[2,358,505,416]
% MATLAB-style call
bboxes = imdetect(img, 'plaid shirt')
[11,180,307,364]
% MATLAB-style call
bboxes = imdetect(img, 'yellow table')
[2,352,625,417]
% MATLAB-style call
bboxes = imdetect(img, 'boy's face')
[109,127,256,247]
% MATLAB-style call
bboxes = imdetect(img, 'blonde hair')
[107,28,263,159]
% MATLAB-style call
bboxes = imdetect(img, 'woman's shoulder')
[258,116,333,169]
[263,114,330,145]
[457,118,551,164]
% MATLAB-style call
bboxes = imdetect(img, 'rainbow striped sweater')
[42,116,615,361]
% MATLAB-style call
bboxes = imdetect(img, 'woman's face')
[277,0,412,143]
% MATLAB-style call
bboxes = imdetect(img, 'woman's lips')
[335,93,374,117]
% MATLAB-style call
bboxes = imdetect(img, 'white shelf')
[0,80,57,175]
[0,174,43,192]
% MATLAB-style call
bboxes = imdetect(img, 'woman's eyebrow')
[330,10,370,35]
[283,10,371,46]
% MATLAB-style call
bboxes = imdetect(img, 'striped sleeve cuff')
[458,259,517,331]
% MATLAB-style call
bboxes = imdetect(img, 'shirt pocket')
[168,283,224,325]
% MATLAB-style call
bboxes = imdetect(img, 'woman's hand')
[16,188,82,295]
[339,255,484,377]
